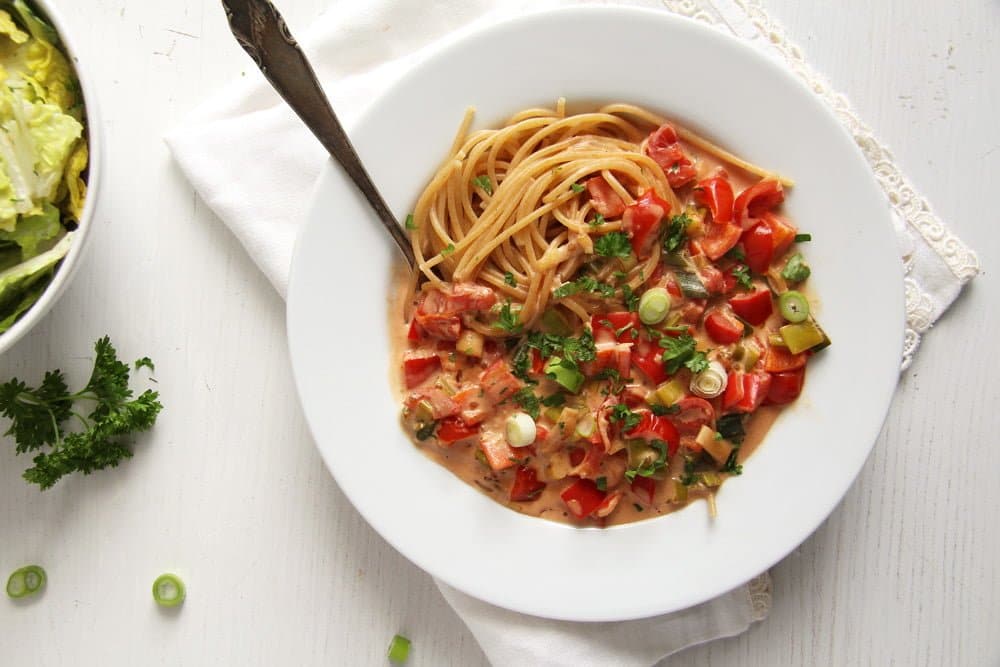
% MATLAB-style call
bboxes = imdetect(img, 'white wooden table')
[1,1,997,665]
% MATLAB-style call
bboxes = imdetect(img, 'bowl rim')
[0,0,102,355]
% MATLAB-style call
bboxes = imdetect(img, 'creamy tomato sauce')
[391,119,827,527]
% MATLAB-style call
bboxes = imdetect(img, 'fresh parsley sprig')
[0,336,163,490]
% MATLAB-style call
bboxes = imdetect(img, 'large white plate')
[287,7,903,621]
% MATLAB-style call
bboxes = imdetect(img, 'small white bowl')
[0,0,101,355]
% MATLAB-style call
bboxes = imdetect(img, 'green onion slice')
[6,565,46,598]
[152,573,186,607]
[778,290,810,323]
[638,287,671,325]
[387,634,411,663]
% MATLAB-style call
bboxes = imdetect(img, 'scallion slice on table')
[152,573,185,607]
[6,565,46,598]
[387,634,411,663]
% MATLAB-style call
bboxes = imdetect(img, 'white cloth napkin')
[166,1,979,664]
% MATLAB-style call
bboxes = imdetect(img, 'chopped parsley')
[503,271,517,287]
[595,476,607,491]
[722,449,743,475]
[511,330,596,382]
[552,275,615,300]
[541,393,566,408]
[610,404,641,431]
[686,351,710,374]
[659,333,700,374]
[440,243,456,257]
[495,300,523,333]
[716,413,746,443]
[625,440,669,481]
[794,233,812,243]
[471,175,493,195]
[662,213,691,254]
[589,213,606,227]
[570,182,585,193]
[621,285,639,312]
[404,213,417,230]
[732,264,753,290]
[415,421,437,441]
[593,231,633,259]
[724,246,746,262]
[650,404,680,416]
[512,387,541,420]
[593,368,627,394]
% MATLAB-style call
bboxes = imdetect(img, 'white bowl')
[287,7,904,620]
[0,0,101,355]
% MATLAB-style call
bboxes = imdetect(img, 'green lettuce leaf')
[0,200,59,258]
[0,231,68,331]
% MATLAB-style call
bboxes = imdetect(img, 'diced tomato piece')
[692,176,734,224]
[478,430,516,471]
[436,417,479,445]
[585,176,625,218]
[760,212,797,258]
[704,308,744,345]
[734,179,784,228]
[645,123,697,188]
[729,289,773,326]
[510,466,547,502]
[763,345,807,372]
[670,397,716,436]
[626,410,680,456]
[631,476,656,506]
[532,425,548,446]
[742,222,774,274]
[403,353,441,389]
[594,490,623,518]
[665,278,682,298]
[560,478,607,519]
[591,312,640,344]
[723,372,773,413]
[571,442,606,479]
[530,348,545,375]
[411,387,459,419]
[480,359,522,402]
[767,368,806,405]
[699,264,725,295]
[414,283,498,340]
[413,313,460,340]
[631,336,667,385]
[623,190,671,259]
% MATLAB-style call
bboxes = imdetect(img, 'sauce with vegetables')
[394,103,829,526]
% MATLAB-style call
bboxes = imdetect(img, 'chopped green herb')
[610,404,641,431]
[621,285,639,312]
[659,333,699,374]
[593,232,633,259]
[662,213,690,254]
[495,301,522,333]
[472,175,493,195]
[650,404,680,416]
[512,387,541,420]
[552,276,615,300]
[794,233,812,243]
[732,264,753,290]
[440,243,456,257]
[541,393,566,408]
[589,213,606,227]
[685,351,710,374]
[716,413,746,443]
[625,439,668,481]
[595,476,607,491]
[0,336,163,490]
[134,357,155,372]
[781,253,811,283]
[503,271,517,287]
[633,503,644,512]
[415,421,437,441]
[570,182,585,193]
[404,213,417,230]
[724,246,746,262]
[722,448,743,475]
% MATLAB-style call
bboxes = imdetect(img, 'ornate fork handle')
[221,0,416,269]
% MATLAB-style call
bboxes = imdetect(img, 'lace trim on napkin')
[661,0,979,370]
[746,572,772,622]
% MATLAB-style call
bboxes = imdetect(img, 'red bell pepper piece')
[722,372,773,413]
[585,176,626,218]
[763,345,807,372]
[693,175,734,224]
[480,359,522,402]
[760,211,797,258]
[728,289,773,326]
[734,179,784,228]
[631,334,667,385]
[560,478,607,519]
[631,476,656,506]
[509,466,547,502]
[623,190,671,259]
[742,222,774,274]
[626,409,680,457]
[591,312,640,344]
[436,417,479,445]
[403,353,441,389]
[645,123,697,188]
